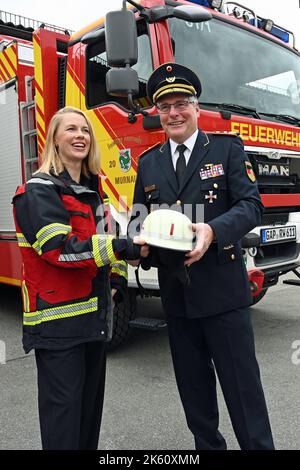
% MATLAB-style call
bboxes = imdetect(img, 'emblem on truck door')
[119,149,132,173]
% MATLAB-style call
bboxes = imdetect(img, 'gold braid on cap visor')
[153,84,196,102]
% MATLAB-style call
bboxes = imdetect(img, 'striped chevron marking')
[33,34,46,155]
[0,42,17,83]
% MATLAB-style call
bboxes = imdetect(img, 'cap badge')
[166,77,176,83]
[166,65,173,72]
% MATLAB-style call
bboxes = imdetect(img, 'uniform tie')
[176,144,187,186]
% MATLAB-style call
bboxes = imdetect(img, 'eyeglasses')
[156,99,196,114]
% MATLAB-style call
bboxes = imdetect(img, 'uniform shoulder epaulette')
[138,142,162,159]
[208,131,240,137]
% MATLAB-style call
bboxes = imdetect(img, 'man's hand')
[184,223,214,266]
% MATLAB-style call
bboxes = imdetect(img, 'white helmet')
[140,209,194,252]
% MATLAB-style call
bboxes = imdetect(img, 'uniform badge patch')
[144,184,156,193]
[200,164,224,180]
[245,161,256,182]
[119,149,131,173]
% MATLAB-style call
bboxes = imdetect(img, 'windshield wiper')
[259,112,300,127]
[200,102,261,119]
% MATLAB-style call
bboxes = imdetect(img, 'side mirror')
[104,2,212,115]
[105,10,138,67]
[106,68,139,97]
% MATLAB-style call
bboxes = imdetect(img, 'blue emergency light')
[189,0,210,5]
[189,0,223,9]
[190,1,290,44]
[248,18,290,43]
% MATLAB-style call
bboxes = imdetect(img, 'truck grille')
[247,152,300,195]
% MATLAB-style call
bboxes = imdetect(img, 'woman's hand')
[133,236,150,258]
[125,237,150,266]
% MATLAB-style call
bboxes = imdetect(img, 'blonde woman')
[13,106,148,449]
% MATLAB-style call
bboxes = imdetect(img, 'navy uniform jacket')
[130,130,264,318]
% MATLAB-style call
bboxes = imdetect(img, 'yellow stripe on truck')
[33,35,46,136]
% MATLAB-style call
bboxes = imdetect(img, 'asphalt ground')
[0,274,299,451]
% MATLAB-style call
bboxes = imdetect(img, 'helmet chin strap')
[135,265,150,298]
[177,264,191,286]
[137,247,191,296]
[166,251,191,286]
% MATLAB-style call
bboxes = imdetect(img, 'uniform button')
[231,254,235,260]
[176,200,181,205]
[213,183,218,189]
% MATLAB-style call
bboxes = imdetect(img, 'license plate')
[261,226,297,244]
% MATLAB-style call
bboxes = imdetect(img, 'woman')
[13,106,148,450]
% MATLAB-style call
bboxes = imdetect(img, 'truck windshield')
[168,17,300,119]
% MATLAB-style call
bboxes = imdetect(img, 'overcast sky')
[1,0,300,46]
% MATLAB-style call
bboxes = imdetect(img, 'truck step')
[283,279,300,286]
[129,317,167,330]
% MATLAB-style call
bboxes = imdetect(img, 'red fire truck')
[1,0,300,348]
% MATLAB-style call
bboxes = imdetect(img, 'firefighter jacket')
[13,170,136,353]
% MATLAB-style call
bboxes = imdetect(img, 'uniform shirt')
[170,129,199,170]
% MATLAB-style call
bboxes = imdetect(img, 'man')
[130,63,274,450]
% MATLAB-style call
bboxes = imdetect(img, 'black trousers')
[167,307,275,450]
[35,341,106,450]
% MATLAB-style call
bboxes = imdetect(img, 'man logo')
[258,163,290,177]
[0,340,6,365]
